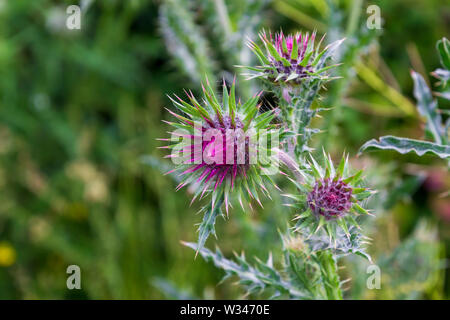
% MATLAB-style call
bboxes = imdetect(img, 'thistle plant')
[157,29,447,299]
[156,2,379,300]
[156,19,378,297]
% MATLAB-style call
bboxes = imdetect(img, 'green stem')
[292,80,321,158]
[315,250,343,300]
[276,81,322,159]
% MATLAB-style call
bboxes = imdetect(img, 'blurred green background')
[0,0,449,299]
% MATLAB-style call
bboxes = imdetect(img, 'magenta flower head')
[161,78,280,214]
[243,30,343,87]
[308,178,353,220]
[284,151,374,254]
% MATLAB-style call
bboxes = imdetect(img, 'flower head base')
[308,178,353,220]
[243,30,344,86]
[161,78,280,212]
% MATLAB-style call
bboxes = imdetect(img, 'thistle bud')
[243,30,343,87]
[285,151,374,256]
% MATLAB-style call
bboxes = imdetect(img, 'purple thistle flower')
[162,78,280,212]
[182,113,251,198]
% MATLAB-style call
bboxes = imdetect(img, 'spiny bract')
[161,78,280,212]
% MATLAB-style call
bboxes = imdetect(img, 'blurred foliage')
[0,0,448,299]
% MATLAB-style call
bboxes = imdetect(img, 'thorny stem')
[293,100,316,158]
[315,250,343,300]
[277,79,322,161]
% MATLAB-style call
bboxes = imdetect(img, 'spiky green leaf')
[359,135,450,159]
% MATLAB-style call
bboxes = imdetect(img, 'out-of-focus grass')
[0,0,448,299]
